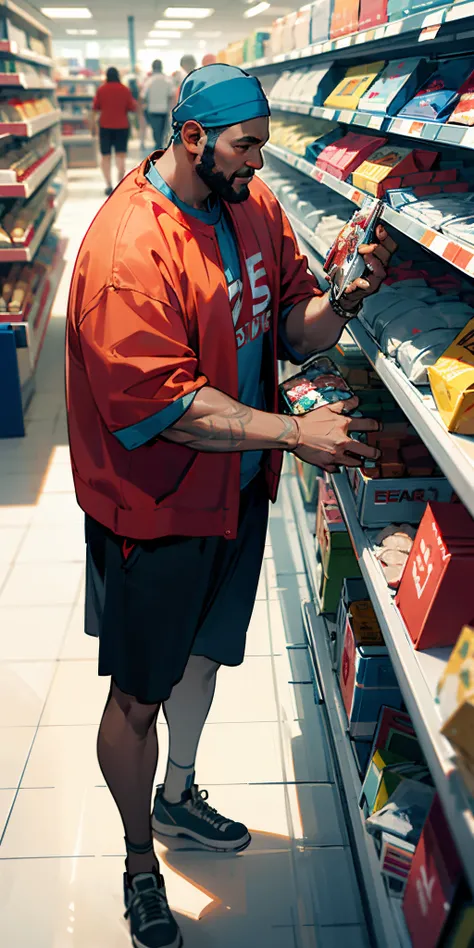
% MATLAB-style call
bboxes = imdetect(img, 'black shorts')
[84,474,269,704]
[99,127,129,155]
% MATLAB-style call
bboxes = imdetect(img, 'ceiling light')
[195,29,222,36]
[149,29,182,37]
[144,39,170,46]
[155,18,193,28]
[164,7,214,17]
[41,7,92,17]
[244,2,270,15]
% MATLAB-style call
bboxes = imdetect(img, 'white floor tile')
[293,848,366,927]
[31,491,84,526]
[0,662,56,726]
[0,788,15,836]
[25,393,64,422]
[0,504,36,527]
[0,726,36,787]
[16,523,85,564]
[244,600,274,656]
[207,657,278,724]
[41,463,76,494]
[279,704,335,784]
[255,564,267,600]
[0,606,71,660]
[0,562,83,607]
[0,527,28,563]
[21,725,101,789]
[0,473,45,507]
[41,661,108,726]
[59,602,98,660]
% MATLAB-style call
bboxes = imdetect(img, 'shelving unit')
[0,108,60,137]
[58,76,99,169]
[0,71,54,90]
[0,144,63,196]
[0,204,55,262]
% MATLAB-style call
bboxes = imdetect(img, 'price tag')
[290,49,300,59]
[385,20,403,35]
[446,0,474,21]
[351,189,363,204]
[274,53,285,63]
[409,120,425,135]
[312,43,323,55]
[431,233,449,255]
[336,35,352,48]
[322,107,336,119]
[355,31,366,44]
[338,109,354,123]
[312,168,324,183]
[368,114,384,128]
[418,24,441,40]
[311,106,324,118]
[461,127,474,148]
[301,45,313,57]
[421,9,444,26]
[374,26,386,38]
[356,112,371,126]
[464,253,474,276]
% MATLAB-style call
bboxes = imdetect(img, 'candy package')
[324,196,383,301]
[279,356,354,415]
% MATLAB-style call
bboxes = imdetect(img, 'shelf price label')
[418,23,441,40]
[312,168,324,183]
[409,120,425,135]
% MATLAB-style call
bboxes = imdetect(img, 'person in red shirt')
[93,66,137,196]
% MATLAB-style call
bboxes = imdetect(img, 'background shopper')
[142,60,173,150]
[93,66,137,196]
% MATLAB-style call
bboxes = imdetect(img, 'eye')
[235,144,250,152]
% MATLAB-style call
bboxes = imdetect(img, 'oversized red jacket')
[66,153,322,540]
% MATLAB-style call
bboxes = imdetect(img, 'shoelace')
[186,787,230,829]
[125,882,169,930]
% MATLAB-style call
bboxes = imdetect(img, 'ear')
[180,120,207,155]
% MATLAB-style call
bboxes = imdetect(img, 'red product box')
[396,502,474,649]
[403,796,462,948]
[358,0,388,30]
[372,706,423,761]
[316,132,386,181]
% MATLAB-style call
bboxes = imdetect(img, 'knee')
[111,681,159,738]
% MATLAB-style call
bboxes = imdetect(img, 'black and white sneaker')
[124,871,183,948]
[152,784,251,852]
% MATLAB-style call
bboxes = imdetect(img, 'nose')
[246,149,264,171]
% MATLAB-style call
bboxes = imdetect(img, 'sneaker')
[152,784,251,852]
[124,871,183,948]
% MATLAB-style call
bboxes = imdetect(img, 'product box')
[396,503,474,649]
[334,575,369,669]
[281,11,298,52]
[371,706,423,763]
[320,550,361,613]
[330,0,360,38]
[358,0,388,30]
[352,738,373,775]
[339,616,402,737]
[294,5,312,49]
[310,0,332,44]
[443,903,474,948]
[316,131,386,180]
[398,58,474,124]
[380,832,415,890]
[324,62,385,110]
[448,70,474,127]
[428,318,474,435]
[359,58,434,116]
[403,796,463,948]
[360,748,414,815]
[292,62,345,107]
[270,16,285,55]
[437,626,474,763]
[352,145,437,198]
[348,466,456,528]
[387,0,412,19]
[366,778,435,844]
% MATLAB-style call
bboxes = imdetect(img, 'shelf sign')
[336,35,352,48]
[312,168,324,183]
[409,120,425,135]
[418,23,441,40]
[385,20,403,35]
[351,189,363,204]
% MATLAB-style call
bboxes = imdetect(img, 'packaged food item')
[428,318,474,435]
[371,705,423,763]
[359,58,433,115]
[339,615,402,738]
[365,777,435,844]
[358,0,388,31]
[324,61,385,110]
[380,832,415,893]
[398,58,474,123]
[310,0,332,43]
[323,196,382,300]
[436,626,474,765]
[316,131,386,180]
[352,145,437,198]
[279,355,354,414]
[448,70,474,126]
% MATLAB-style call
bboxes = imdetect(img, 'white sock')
[162,655,219,804]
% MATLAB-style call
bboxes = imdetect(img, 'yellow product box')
[350,599,384,645]
[442,701,474,766]
[437,626,474,765]
[352,145,412,195]
[324,61,384,111]
[428,319,474,434]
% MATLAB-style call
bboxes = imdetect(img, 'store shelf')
[0,108,61,138]
[0,40,53,69]
[57,94,94,101]
[61,134,94,144]
[325,468,474,894]
[60,113,89,121]
[0,205,55,262]
[0,72,55,90]
[0,146,63,197]
[265,142,474,278]
[283,470,408,948]
[243,0,474,70]
[271,99,474,151]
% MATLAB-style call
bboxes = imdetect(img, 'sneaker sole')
[152,816,251,853]
[131,931,183,948]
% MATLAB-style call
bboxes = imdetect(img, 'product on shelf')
[279,355,354,414]
[316,131,386,180]
[243,31,270,63]
[448,70,474,126]
[294,6,312,48]
[373,523,415,587]
[379,832,416,895]
[358,58,434,115]
[352,145,438,198]
[0,96,55,125]
[324,62,385,110]
[428,318,474,434]
[334,575,371,668]
[366,778,435,844]
[436,625,474,766]
[324,195,382,297]
[310,0,332,44]
[372,705,423,762]
[316,485,362,613]
[360,749,431,816]
[339,613,403,738]
[443,902,474,948]
[396,502,474,649]
[403,795,463,948]
[398,58,474,124]
[330,0,360,39]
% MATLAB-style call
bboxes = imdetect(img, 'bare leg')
[163,655,220,803]
[100,153,112,189]
[116,152,126,182]
[97,680,160,877]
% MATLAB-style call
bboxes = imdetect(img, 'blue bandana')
[172,63,270,130]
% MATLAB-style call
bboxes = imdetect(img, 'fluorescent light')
[66,27,97,33]
[148,29,182,37]
[164,7,214,17]
[41,7,92,17]
[244,1,270,15]
[155,19,193,28]
[195,29,222,36]
[144,39,170,46]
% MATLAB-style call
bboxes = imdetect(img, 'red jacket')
[66,153,321,540]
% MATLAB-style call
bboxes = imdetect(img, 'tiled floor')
[0,156,371,947]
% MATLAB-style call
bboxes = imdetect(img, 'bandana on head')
[171,63,270,131]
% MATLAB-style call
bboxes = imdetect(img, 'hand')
[339,224,398,312]
[293,395,381,473]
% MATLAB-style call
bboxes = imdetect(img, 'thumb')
[328,395,359,414]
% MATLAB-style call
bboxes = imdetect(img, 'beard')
[196,137,253,204]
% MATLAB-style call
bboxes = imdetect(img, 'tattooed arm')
[162,387,299,452]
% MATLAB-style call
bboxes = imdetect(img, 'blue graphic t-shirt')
[146,162,265,489]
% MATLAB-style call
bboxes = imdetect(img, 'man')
[142,59,173,150]
[66,64,394,948]
[171,54,197,108]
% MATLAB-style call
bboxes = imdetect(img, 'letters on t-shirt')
[231,251,272,351]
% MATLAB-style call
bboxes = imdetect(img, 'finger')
[347,416,381,432]
[338,454,363,468]
[321,463,338,474]
[362,252,386,279]
[344,277,371,295]
[327,395,359,414]
[375,224,398,254]
[345,441,381,460]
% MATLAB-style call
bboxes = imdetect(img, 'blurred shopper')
[93,66,137,196]
[171,53,197,107]
[201,52,216,66]
[142,60,173,150]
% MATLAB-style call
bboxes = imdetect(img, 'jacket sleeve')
[78,285,209,450]
[278,205,324,363]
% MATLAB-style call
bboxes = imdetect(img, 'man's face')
[196,116,269,204]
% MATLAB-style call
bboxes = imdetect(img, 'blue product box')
[340,619,402,739]
[410,0,446,12]
[387,0,412,21]
[359,58,434,116]
[385,188,419,209]
[398,57,474,123]
[352,739,373,776]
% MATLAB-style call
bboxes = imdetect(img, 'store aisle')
[0,164,370,948]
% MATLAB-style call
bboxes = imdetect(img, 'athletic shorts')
[84,473,269,704]
[99,127,129,155]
